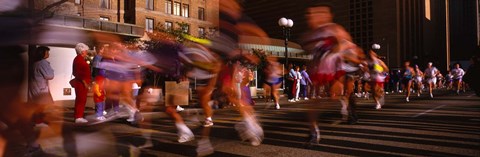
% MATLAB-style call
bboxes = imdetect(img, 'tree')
[28,0,70,18]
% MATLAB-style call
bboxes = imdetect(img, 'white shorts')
[427,77,437,84]
[415,77,423,83]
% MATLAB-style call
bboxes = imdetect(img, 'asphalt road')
[25,90,480,157]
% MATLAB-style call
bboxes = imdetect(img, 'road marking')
[412,105,446,118]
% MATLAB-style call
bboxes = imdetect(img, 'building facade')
[245,0,479,72]
[38,0,219,37]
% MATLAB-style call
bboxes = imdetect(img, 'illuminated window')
[75,0,81,4]
[198,27,205,37]
[165,21,173,30]
[182,4,189,17]
[182,24,189,33]
[165,0,172,14]
[99,16,110,21]
[146,18,154,32]
[173,2,181,16]
[146,0,154,10]
[100,0,110,9]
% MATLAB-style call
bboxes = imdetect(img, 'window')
[165,21,173,31]
[182,24,189,33]
[182,4,189,17]
[100,16,110,21]
[173,2,181,16]
[165,0,172,14]
[198,27,205,37]
[198,7,205,20]
[75,0,81,4]
[146,0,154,10]
[146,18,154,32]
[100,0,110,9]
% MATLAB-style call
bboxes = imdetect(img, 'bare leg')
[429,82,434,98]
[306,109,320,147]
[165,105,194,143]
[344,77,358,123]
[263,84,271,103]
[272,83,281,105]
[197,76,217,127]
[406,80,412,102]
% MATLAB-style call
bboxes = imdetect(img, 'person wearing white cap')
[424,62,439,98]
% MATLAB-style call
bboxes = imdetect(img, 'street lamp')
[372,44,381,50]
[278,17,293,66]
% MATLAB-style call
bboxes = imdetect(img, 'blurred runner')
[413,65,424,97]
[193,0,268,155]
[300,2,364,146]
[451,63,465,95]
[402,61,415,102]
[424,62,439,98]
[366,50,388,109]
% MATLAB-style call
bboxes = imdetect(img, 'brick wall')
[36,0,219,37]
[135,0,219,37]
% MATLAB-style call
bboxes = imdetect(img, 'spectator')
[70,43,91,124]
[293,66,302,101]
[300,65,312,100]
[28,46,54,127]
[286,63,296,102]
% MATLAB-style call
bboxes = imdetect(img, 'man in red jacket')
[71,43,91,123]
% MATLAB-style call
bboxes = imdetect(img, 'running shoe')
[196,139,214,156]
[127,111,144,124]
[96,116,107,121]
[176,106,185,112]
[235,118,264,146]
[305,130,321,148]
[178,132,195,143]
[204,119,214,127]
[375,103,382,110]
[75,118,88,123]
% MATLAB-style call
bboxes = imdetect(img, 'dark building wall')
[372,0,399,67]
[449,0,478,62]
[398,0,424,65]
[347,0,374,51]
[424,0,448,72]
